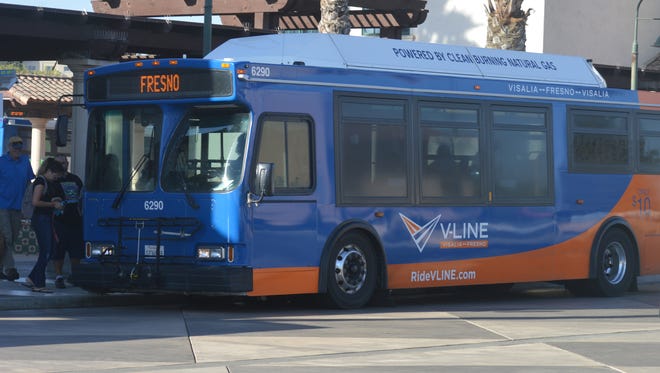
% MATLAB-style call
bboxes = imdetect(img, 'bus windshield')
[162,107,250,193]
[86,106,162,192]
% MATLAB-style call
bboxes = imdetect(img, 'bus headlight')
[86,242,115,257]
[197,246,226,260]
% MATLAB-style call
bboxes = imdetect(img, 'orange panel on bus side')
[638,90,660,111]
[249,267,319,296]
[387,234,594,289]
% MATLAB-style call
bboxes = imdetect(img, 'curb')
[0,292,189,311]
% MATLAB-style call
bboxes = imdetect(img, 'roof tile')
[6,74,73,106]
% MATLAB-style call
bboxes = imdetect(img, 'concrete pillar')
[60,59,112,179]
[28,117,49,173]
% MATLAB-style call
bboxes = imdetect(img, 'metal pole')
[631,0,644,90]
[203,0,213,56]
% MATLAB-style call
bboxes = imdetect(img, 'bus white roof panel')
[208,33,347,69]
[208,34,606,88]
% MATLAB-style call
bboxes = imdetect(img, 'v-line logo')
[399,213,490,252]
[399,213,442,253]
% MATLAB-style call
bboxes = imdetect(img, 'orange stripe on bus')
[638,90,660,111]
[249,267,319,296]
[388,239,592,289]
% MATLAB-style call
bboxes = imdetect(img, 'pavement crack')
[181,306,198,364]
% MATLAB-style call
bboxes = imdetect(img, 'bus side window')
[419,104,480,202]
[425,144,460,197]
[529,150,548,196]
[256,116,313,194]
[492,108,549,201]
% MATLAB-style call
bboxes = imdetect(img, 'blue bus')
[72,34,660,308]
[1,117,32,153]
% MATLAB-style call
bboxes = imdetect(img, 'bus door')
[249,115,319,295]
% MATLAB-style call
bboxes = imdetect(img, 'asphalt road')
[1,280,659,372]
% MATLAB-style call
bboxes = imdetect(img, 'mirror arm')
[247,162,274,206]
[247,190,265,206]
[54,94,85,147]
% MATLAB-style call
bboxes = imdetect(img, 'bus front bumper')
[71,261,253,294]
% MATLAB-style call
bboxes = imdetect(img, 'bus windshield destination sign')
[87,68,233,101]
[140,73,180,93]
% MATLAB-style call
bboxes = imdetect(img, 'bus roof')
[208,34,607,88]
[2,117,32,127]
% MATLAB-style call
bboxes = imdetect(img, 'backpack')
[21,175,46,219]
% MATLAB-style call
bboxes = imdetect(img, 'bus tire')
[325,232,377,309]
[591,228,635,297]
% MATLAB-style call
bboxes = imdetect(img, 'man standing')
[52,154,83,288]
[0,136,35,281]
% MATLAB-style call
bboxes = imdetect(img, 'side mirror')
[55,115,69,147]
[255,162,274,197]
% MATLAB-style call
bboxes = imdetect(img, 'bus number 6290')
[144,200,164,211]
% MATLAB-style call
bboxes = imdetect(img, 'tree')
[485,0,532,51]
[0,62,64,77]
[318,0,351,34]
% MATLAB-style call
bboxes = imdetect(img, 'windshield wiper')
[178,171,199,210]
[112,154,149,209]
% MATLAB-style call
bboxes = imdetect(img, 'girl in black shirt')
[24,158,66,292]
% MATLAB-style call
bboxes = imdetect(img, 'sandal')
[21,277,35,289]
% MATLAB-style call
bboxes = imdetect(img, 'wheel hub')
[602,242,627,285]
[334,245,367,294]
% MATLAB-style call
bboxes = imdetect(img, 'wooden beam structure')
[91,0,427,16]
[92,0,316,16]
[0,3,270,61]
[91,0,428,38]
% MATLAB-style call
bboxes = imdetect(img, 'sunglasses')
[11,142,23,149]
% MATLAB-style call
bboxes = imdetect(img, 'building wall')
[411,0,658,68]
[543,0,659,68]
[22,61,73,77]
[411,0,545,52]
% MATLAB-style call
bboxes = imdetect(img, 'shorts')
[52,220,84,261]
[0,208,21,249]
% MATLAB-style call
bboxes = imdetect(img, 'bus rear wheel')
[325,232,377,309]
[569,228,635,297]
[594,229,635,296]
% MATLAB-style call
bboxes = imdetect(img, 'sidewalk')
[0,254,185,311]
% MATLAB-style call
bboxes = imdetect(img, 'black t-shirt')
[54,172,83,225]
[32,176,65,217]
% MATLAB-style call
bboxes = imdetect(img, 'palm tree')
[318,0,351,34]
[485,0,532,51]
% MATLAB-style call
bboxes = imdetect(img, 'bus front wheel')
[325,232,377,309]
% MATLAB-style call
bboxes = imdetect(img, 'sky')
[2,0,94,11]
[1,0,210,22]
